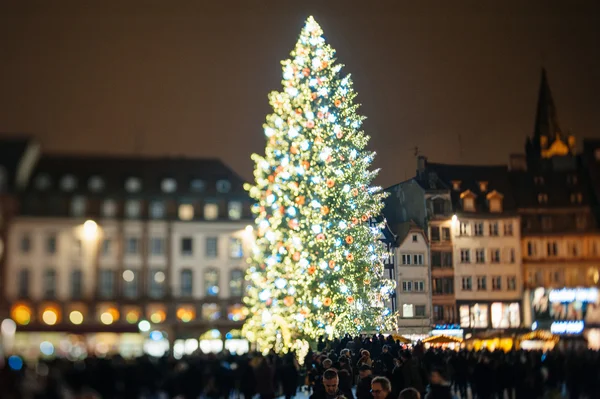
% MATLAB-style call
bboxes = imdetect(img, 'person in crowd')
[424,367,452,399]
[310,369,354,399]
[356,364,374,399]
[370,376,393,399]
[399,388,421,399]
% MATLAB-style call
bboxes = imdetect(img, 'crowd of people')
[0,334,599,399]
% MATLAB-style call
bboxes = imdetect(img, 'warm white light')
[154,271,165,283]
[100,312,114,325]
[42,310,58,326]
[138,320,151,332]
[69,311,83,325]
[451,215,457,223]
[82,220,98,240]
[245,225,253,233]
[1,318,17,335]
[123,270,134,282]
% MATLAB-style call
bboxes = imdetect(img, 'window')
[181,237,193,256]
[568,241,580,257]
[44,269,57,299]
[443,252,453,268]
[460,249,470,263]
[504,222,513,236]
[430,227,440,241]
[412,254,424,265]
[403,304,414,318]
[190,179,205,192]
[102,239,111,256]
[452,181,461,191]
[88,176,104,192]
[125,200,141,219]
[149,269,165,298]
[534,176,545,185]
[99,269,115,298]
[149,201,165,219]
[576,214,588,230]
[181,269,193,297]
[492,276,502,291]
[547,241,558,256]
[18,269,29,298]
[401,254,411,265]
[460,222,469,236]
[101,200,117,218]
[541,216,553,231]
[490,249,500,263]
[216,179,231,193]
[477,276,487,291]
[230,238,243,258]
[479,181,488,192]
[538,193,548,204]
[125,177,142,193]
[507,276,517,291]
[71,270,83,299]
[402,281,413,292]
[432,278,454,295]
[206,237,218,258]
[230,269,244,297]
[489,198,502,213]
[475,249,485,263]
[205,269,219,296]
[35,174,52,190]
[489,222,499,236]
[125,237,139,255]
[123,270,139,298]
[414,280,425,292]
[441,227,450,241]
[204,203,218,220]
[461,276,472,291]
[149,237,165,256]
[415,305,426,317]
[527,241,536,256]
[70,196,86,217]
[463,197,475,212]
[510,248,516,263]
[474,223,484,236]
[228,201,242,220]
[74,239,82,257]
[568,175,578,185]
[570,193,583,204]
[161,178,177,193]
[412,234,418,243]
[175,204,193,221]
[61,175,77,191]
[433,306,444,321]
[46,234,57,254]
[432,199,445,215]
[431,251,441,267]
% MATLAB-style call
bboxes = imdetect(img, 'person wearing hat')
[356,364,374,399]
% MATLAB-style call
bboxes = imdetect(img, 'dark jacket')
[425,383,453,399]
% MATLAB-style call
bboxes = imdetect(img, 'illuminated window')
[204,269,219,297]
[12,304,32,325]
[227,304,249,321]
[180,269,193,297]
[204,203,218,220]
[161,178,177,193]
[176,306,196,323]
[463,197,475,212]
[229,238,243,259]
[125,177,142,193]
[228,201,242,220]
[489,198,502,213]
[101,200,117,218]
[61,175,77,191]
[216,180,231,193]
[178,204,194,221]
[230,270,244,297]
[88,176,104,192]
[70,196,86,217]
[402,304,414,318]
[201,303,221,321]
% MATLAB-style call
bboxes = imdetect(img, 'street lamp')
[83,220,98,240]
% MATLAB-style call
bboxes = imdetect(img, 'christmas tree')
[243,16,397,353]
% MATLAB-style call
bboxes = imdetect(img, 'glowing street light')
[83,220,98,240]
[138,320,151,332]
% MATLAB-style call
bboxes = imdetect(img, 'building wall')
[395,229,431,333]
[429,218,456,324]
[452,216,522,302]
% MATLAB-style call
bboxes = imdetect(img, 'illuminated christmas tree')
[243,16,396,352]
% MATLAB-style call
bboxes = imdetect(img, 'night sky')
[1,0,599,187]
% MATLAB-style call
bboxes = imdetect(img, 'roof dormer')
[451,180,461,191]
[486,190,504,213]
[478,181,488,192]
[460,190,477,212]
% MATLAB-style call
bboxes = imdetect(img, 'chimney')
[417,155,427,178]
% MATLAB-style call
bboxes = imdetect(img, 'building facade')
[394,222,431,337]
[1,152,254,358]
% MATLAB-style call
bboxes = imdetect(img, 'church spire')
[533,67,562,146]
